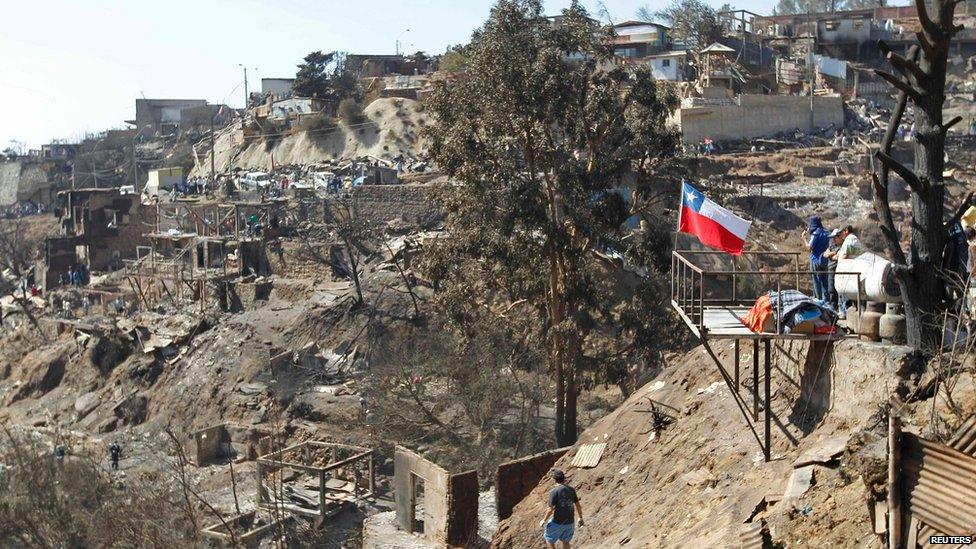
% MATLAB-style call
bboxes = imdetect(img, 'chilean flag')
[678,182,751,255]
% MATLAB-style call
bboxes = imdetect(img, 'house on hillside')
[646,51,688,81]
[261,78,294,99]
[269,97,328,120]
[39,143,78,160]
[345,54,436,77]
[611,21,671,59]
[700,42,741,90]
[127,99,209,134]
[42,188,148,288]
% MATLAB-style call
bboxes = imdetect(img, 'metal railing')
[671,249,862,336]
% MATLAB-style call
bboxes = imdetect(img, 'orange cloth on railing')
[741,294,773,333]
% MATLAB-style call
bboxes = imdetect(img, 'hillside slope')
[493,339,913,548]
[191,97,430,176]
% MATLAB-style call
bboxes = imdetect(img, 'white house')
[270,97,325,119]
[646,51,687,81]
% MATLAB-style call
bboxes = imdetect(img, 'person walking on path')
[108,441,122,471]
[539,469,583,548]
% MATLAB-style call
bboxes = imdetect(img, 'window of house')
[824,20,839,31]
[662,59,671,67]
[853,19,864,29]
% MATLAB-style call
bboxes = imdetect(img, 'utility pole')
[809,35,816,134]
[131,135,137,190]
[210,112,216,183]
[239,64,249,130]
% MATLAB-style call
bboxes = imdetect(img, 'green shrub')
[338,98,367,126]
[296,113,337,133]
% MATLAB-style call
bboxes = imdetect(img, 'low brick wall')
[495,447,572,521]
[351,184,440,226]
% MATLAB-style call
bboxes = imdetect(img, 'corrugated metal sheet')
[917,522,967,549]
[947,415,976,457]
[912,415,976,546]
[738,521,768,549]
[570,443,606,469]
[901,432,976,537]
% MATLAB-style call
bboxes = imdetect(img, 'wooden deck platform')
[672,303,849,341]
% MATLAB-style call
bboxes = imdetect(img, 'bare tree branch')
[916,0,940,38]
[944,115,964,133]
[875,151,925,193]
[886,51,927,82]
[874,69,922,100]
[872,173,909,266]
[915,32,938,60]
[945,192,975,230]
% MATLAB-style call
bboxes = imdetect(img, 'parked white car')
[240,172,271,189]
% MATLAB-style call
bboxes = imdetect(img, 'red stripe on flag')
[679,206,746,255]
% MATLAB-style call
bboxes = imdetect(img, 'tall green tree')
[293,51,335,98]
[440,44,471,72]
[424,0,681,446]
[638,0,723,52]
[293,51,358,101]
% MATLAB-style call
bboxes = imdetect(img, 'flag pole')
[673,179,686,254]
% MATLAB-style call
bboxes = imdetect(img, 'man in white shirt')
[837,225,862,261]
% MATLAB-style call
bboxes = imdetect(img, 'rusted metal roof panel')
[947,415,976,457]
[571,443,606,469]
[901,432,976,537]
[917,522,968,549]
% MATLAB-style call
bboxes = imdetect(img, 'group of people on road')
[1,201,45,219]
[803,216,862,317]
[60,265,87,287]
[53,440,122,471]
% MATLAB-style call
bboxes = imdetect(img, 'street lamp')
[238,64,258,129]
[237,63,257,109]
[395,29,411,56]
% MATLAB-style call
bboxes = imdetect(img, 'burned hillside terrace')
[3,0,976,547]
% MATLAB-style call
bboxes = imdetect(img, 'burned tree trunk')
[872,0,974,350]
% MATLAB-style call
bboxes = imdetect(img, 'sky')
[1,0,779,149]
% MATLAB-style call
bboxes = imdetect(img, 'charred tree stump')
[872,0,975,351]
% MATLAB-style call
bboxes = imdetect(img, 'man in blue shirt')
[802,216,831,301]
[539,469,583,548]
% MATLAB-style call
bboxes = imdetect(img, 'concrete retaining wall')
[678,95,845,143]
[495,447,571,520]
[0,160,53,207]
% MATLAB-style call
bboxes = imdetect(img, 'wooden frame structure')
[152,200,284,240]
[671,249,861,461]
[122,235,231,312]
[121,199,283,311]
[256,441,375,526]
[200,510,292,546]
